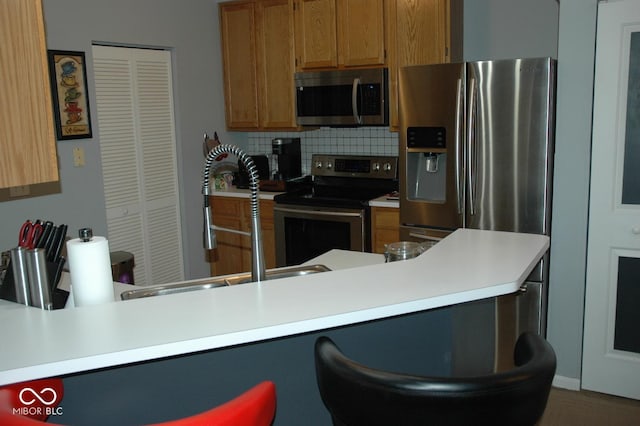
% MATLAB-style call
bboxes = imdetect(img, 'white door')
[583,0,640,400]
[92,46,184,287]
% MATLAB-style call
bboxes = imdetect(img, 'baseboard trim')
[552,375,581,391]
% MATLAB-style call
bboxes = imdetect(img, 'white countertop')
[0,229,548,386]
[369,195,399,208]
[210,186,283,200]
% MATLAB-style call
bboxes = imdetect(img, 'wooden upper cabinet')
[387,0,463,130]
[394,0,453,66]
[219,2,259,129]
[219,0,462,131]
[337,0,385,67]
[219,0,298,130]
[0,0,59,189]
[294,0,385,70]
[294,0,338,69]
[257,0,297,129]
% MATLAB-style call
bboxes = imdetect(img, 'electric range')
[273,154,398,266]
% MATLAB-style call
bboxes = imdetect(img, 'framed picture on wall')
[47,50,93,140]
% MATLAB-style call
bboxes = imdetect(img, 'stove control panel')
[311,155,397,179]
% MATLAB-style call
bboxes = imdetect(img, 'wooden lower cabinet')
[371,206,400,254]
[209,196,276,276]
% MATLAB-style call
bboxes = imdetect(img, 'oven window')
[283,217,351,266]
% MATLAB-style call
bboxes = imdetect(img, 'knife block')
[0,255,68,309]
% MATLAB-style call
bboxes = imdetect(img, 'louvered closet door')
[92,45,184,286]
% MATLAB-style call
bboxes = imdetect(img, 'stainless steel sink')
[120,264,331,300]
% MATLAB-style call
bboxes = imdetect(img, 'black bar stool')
[314,332,556,426]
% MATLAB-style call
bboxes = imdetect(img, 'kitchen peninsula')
[0,229,548,424]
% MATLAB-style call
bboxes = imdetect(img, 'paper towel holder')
[67,229,115,307]
[79,227,93,242]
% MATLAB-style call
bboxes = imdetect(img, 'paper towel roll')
[66,236,114,307]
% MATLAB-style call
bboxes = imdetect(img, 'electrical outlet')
[73,147,85,167]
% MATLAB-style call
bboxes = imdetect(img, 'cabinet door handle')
[212,224,250,237]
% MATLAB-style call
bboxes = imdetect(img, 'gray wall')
[548,0,597,383]
[0,0,595,385]
[463,0,559,60]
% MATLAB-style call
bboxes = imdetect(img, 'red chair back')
[151,381,276,426]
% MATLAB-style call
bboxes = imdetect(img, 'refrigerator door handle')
[455,78,464,215]
[352,78,362,125]
[467,77,477,216]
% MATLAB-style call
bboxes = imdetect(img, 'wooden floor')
[540,387,640,425]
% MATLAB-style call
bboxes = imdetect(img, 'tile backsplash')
[247,127,399,175]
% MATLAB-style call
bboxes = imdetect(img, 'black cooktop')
[274,155,398,209]
[274,189,389,209]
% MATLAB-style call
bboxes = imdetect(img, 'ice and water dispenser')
[405,127,447,202]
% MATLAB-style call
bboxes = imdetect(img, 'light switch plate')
[73,147,85,167]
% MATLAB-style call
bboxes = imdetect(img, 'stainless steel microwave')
[294,68,388,127]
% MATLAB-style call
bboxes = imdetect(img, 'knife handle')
[49,225,67,263]
[36,221,54,248]
[52,256,66,290]
[43,225,58,254]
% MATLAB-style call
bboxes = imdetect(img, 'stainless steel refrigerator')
[398,58,556,373]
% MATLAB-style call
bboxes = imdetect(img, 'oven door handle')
[274,206,364,219]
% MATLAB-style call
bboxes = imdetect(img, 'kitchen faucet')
[202,144,266,282]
